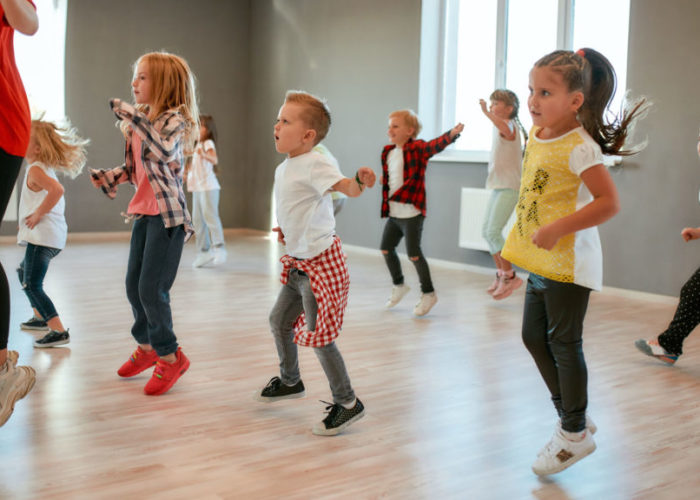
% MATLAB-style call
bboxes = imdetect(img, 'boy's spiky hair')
[389,109,422,138]
[284,90,331,144]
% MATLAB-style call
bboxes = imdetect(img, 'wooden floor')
[0,229,698,500]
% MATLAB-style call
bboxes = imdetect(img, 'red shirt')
[0,0,35,157]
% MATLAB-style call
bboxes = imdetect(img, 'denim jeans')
[192,189,225,253]
[18,243,62,322]
[380,215,434,293]
[125,216,185,357]
[521,273,591,432]
[269,269,355,405]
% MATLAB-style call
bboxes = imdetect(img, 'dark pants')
[521,274,591,433]
[18,244,62,322]
[658,265,700,356]
[0,148,23,350]
[125,216,185,357]
[380,215,434,293]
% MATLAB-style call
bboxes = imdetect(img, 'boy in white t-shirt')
[255,90,376,436]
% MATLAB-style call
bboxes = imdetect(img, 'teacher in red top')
[0,0,37,428]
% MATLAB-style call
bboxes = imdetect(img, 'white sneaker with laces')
[538,415,597,456]
[532,427,596,475]
[413,292,437,316]
[0,356,36,427]
[212,246,227,266]
[192,251,215,268]
[385,284,410,308]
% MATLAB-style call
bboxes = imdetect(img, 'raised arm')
[23,165,62,229]
[422,123,464,157]
[331,167,376,198]
[479,99,516,140]
[1,0,38,35]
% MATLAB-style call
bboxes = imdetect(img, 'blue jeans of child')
[17,243,62,322]
[380,215,434,293]
[192,189,225,253]
[521,273,591,433]
[126,216,185,357]
[269,268,355,406]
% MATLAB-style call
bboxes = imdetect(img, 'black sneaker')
[312,398,365,436]
[34,330,70,348]
[255,376,305,402]
[20,316,49,332]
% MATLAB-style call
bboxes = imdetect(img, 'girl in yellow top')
[501,48,647,476]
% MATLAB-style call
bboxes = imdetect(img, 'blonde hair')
[122,51,199,154]
[30,117,89,179]
[284,90,331,145]
[389,110,422,138]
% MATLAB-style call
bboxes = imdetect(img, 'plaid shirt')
[280,236,350,348]
[380,130,458,217]
[90,99,193,238]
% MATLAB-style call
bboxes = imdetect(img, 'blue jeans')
[192,189,225,253]
[17,243,62,322]
[269,269,355,405]
[125,216,185,357]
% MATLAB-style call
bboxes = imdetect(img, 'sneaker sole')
[312,409,365,436]
[493,277,523,300]
[192,256,215,268]
[117,361,157,378]
[385,287,411,309]
[634,339,677,365]
[20,325,50,332]
[0,367,36,427]
[34,339,70,348]
[254,390,306,403]
[144,359,190,396]
[532,441,596,476]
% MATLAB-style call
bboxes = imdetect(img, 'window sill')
[430,149,490,164]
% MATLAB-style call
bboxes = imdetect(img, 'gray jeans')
[269,269,355,405]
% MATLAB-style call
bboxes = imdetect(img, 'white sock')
[341,399,356,410]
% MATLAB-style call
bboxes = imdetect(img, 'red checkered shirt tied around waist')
[380,130,459,218]
[279,236,349,348]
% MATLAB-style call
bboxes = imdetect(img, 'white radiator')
[458,187,516,251]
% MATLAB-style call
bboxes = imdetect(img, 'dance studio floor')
[0,230,698,499]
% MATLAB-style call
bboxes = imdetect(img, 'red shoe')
[117,346,158,378]
[143,348,190,396]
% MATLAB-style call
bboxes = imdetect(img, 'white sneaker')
[532,427,596,476]
[212,246,227,266]
[413,292,437,316]
[192,251,215,268]
[0,356,36,427]
[538,415,597,456]
[385,284,410,308]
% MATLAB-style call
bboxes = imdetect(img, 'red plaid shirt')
[380,130,458,217]
[279,236,349,348]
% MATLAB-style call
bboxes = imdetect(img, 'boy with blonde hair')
[256,90,376,436]
[380,109,463,316]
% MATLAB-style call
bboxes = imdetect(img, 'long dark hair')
[489,88,528,144]
[198,114,218,173]
[534,48,648,156]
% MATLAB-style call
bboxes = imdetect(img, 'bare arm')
[24,166,63,229]
[1,0,38,35]
[479,99,515,140]
[200,142,218,165]
[681,227,700,242]
[331,167,376,197]
[531,164,620,250]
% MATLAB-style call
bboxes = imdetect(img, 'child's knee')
[409,255,420,262]
[380,249,390,255]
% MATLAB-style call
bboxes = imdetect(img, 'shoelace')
[153,361,167,380]
[319,400,342,423]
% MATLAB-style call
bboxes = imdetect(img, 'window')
[420,0,631,162]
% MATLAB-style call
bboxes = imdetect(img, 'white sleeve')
[309,156,344,195]
[569,141,603,176]
[203,139,216,153]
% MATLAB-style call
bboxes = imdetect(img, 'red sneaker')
[117,346,158,378]
[143,348,190,396]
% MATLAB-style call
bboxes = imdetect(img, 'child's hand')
[531,224,562,250]
[450,122,464,139]
[357,167,376,188]
[681,227,700,242]
[479,99,488,114]
[272,226,286,245]
[89,169,101,188]
[24,212,42,229]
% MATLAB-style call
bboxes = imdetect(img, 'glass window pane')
[452,0,498,151]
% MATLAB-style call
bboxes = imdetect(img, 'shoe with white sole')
[532,427,596,475]
[385,284,410,309]
[413,292,437,316]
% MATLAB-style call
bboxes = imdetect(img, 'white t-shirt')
[387,146,421,218]
[187,139,220,192]
[485,121,523,190]
[17,162,67,250]
[274,151,344,258]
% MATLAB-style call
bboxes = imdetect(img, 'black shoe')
[34,330,70,348]
[255,376,305,402]
[20,316,49,332]
[312,398,365,436]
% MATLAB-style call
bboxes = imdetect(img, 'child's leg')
[402,215,433,294]
[380,217,405,285]
[269,270,305,385]
[192,192,211,253]
[657,266,700,356]
[200,189,225,248]
[482,189,518,271]
[18,244,62,326]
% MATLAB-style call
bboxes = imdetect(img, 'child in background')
[380,110,463,316]
[635,132,700,364]
[17,118,88,347]
[256,90,375,436]
[501,48,647,475]
[90,51,198,396]
[187,114,226,268]
[479,90,527,300]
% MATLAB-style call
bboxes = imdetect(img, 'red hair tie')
[575,48,586,58]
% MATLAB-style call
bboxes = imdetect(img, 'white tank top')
[17,162,68,250]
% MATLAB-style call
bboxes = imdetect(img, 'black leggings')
[380,215,434,293]
[658,265,700,356]
[0,148,24,350]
